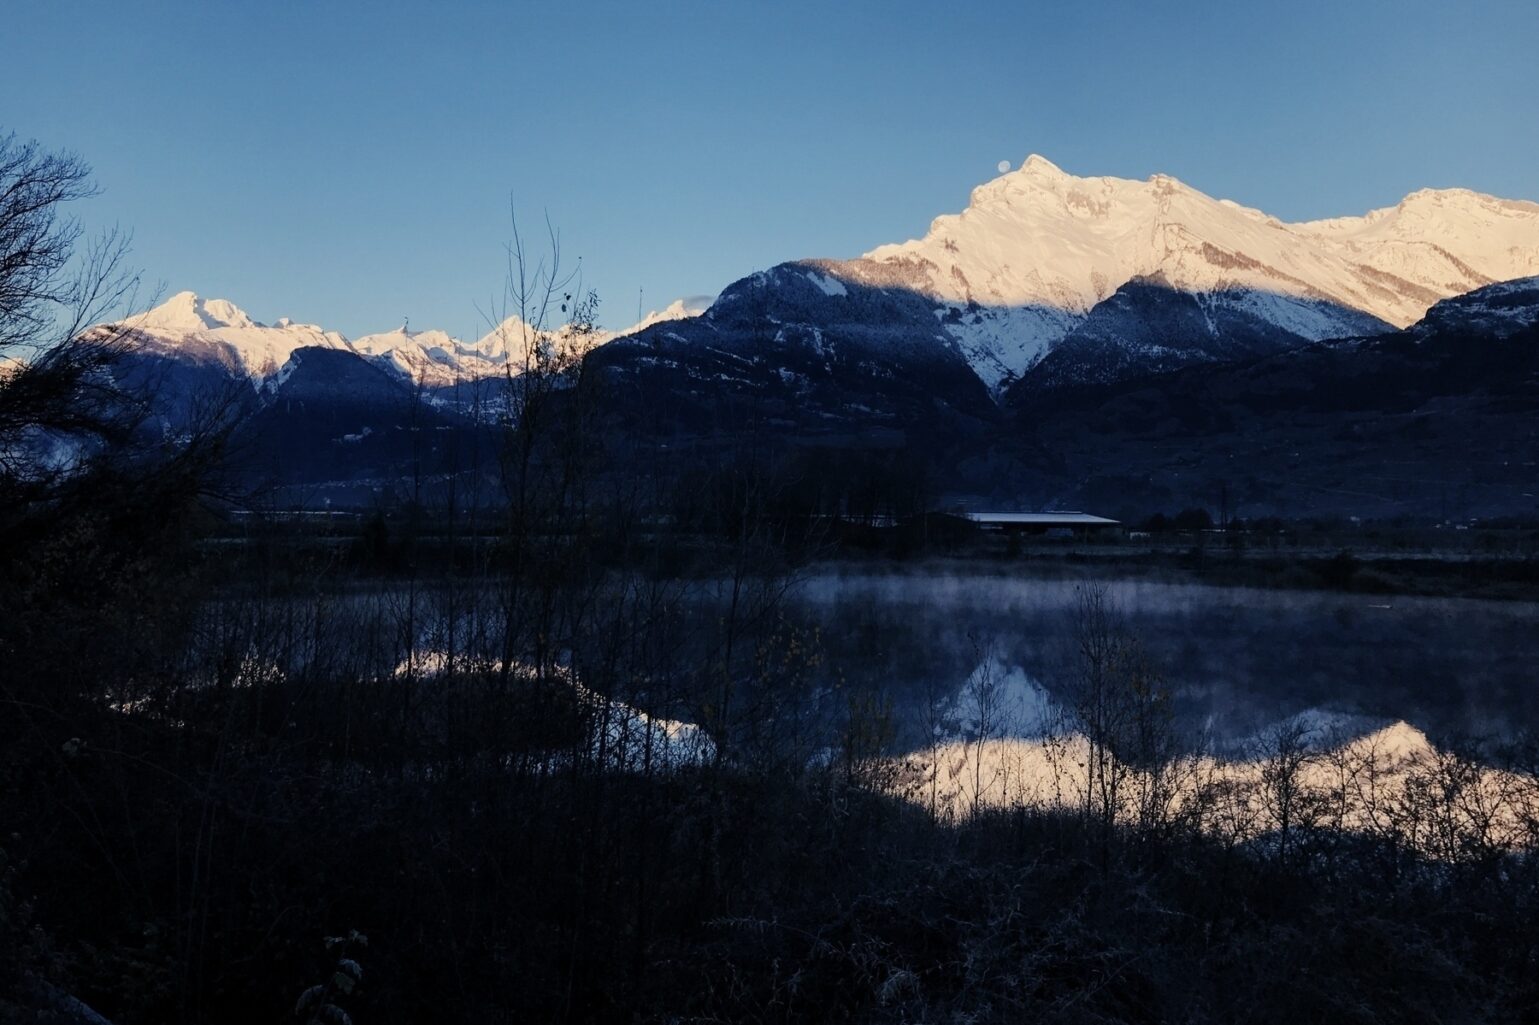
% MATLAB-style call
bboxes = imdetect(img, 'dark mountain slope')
[1007,278,1388,399]
[231,347,474,488]
[1007,278,1539,520]
[587,261,998,452]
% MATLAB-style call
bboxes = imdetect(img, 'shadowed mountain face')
[586,262,999,449]
[1007,278,1539,519]
[586,274,1539,520]
[586,259,1403,426]
[1005,278,1389,399]
[205,346,478,493]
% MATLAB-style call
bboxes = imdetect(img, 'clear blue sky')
[6,0,1537,336]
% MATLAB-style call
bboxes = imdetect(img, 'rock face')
[1408,276,1539,341]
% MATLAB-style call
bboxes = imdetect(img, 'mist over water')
[240,567,1539,760]
[788,569,1539,752]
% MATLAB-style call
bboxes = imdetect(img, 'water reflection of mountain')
[793,572,1539,752]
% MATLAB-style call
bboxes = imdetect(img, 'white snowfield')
[894,718,1539,859]
[109,291,708,390]
[852,155,1539,390]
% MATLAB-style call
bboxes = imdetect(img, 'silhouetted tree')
[0,130,240,1023]
[1172,507,1214,531]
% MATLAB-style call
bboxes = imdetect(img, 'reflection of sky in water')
[791,572,1539,752]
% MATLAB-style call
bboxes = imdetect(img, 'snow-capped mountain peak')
[118,292,349,384]
[844,157,1539,391]
[340,299,711,388]
[135,291,258,333]
[626,297,711,334]
[109,291,715,392]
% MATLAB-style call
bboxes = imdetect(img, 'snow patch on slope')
[807,271,848,297]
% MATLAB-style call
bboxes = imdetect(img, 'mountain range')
[858,155,1539,391]
[97,158,1539,518]
[117,290,705,392]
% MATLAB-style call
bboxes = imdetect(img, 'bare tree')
[0,132,238,1022]
[0,130,239,717]
[1255,718,1320,862]
[0,133,135,348]
[0,133,147,486]
[963,632,1008,817]
[481,210,602,692]
[1072,584,1132,830]
[1059,584,1188,850]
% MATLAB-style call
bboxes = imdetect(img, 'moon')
[997,160,1012,173]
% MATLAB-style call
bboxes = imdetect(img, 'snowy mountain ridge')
[104,160,1539,401]
[111,291,708,390]
[835,156,1539,390]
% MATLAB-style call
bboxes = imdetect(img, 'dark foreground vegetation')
[5,133,1539,1025]
[6,637,1539,1024]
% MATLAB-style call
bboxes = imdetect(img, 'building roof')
[967,511,1121,525]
